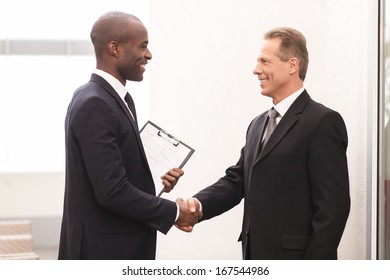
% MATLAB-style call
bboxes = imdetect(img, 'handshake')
[174,198,203,232]
[161,169,202,232]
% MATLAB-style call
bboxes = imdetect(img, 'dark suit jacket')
[194,91,350,259]
[58,74,177,260]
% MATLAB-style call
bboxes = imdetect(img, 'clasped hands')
[175,198,202,232]
[160,168,202,232]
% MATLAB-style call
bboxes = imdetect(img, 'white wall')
[0,0,376,260]
[149,0,374,259]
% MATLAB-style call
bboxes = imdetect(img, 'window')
[0,0,150,172]
[379,0,390,259]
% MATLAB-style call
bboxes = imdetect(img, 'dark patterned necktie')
[124,92,137,123]
[262,107,279,146]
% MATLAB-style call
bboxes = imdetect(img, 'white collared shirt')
[260,88,304,143]
[273,87,305,124]
[93,69,136,121]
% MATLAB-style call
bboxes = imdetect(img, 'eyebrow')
[257,57,269,62]
[138,40,149,46]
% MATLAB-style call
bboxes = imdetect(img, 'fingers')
[175,224,193,233]
[175,197,199,231]
[174,197,203,233]
[187,198,198,213]
[161,168,184,193]
[187,198,203,219]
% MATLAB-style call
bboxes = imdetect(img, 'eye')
[259,58,268,65]
[140,43,148,50]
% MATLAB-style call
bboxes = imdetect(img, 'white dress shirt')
[94,69,136,121]
[273,87,305,124]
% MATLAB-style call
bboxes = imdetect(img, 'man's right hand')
[175,198,202,232]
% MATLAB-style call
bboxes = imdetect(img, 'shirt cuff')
[194,198,203,212]
[175,198,202,222]
[175,204,180,221]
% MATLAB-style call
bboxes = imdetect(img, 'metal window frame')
[0,40,93,55]
[376,0,389,260]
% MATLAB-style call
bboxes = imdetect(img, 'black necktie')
[262,107,279,146]
[124,92,137,123]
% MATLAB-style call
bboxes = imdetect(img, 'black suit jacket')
[194,91,350,259]
[58,74,177,260]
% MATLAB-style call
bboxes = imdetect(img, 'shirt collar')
[94,69,128,100]
[273,87,305,118]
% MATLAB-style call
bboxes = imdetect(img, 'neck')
[272,81,303,105]
[96,63,126,86]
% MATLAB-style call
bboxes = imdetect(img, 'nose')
[253,63,262,76]
[146,49,152,60]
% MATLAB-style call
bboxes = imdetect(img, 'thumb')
[188,198,197,213]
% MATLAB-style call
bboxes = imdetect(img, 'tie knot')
[268,107,278,119]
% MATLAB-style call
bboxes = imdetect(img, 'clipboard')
[140,121,195,197]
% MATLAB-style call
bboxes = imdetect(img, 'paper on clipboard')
[140,121,195,197]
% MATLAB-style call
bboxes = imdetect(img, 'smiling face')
[91,12,152,85]
[253,37,293,103]
[117,20,152,83]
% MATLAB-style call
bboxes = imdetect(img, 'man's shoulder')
[306,98,342,118]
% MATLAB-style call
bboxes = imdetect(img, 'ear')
[289,57,299,75]
[107,41,120,58]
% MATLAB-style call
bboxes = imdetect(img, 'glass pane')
[384,0,390,259]
[0,0,150,172]
[0,0,150,39]
[0,55,94,172]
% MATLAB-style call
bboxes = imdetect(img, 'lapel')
[90,74,137,128]
[255,90,311,164]
[253,113,269,158]
[90,74,151,171]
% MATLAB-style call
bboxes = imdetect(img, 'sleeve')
[305,110,350,259]
[194,147,246,221]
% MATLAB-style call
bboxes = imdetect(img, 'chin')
[129,76,144,82]
[138,74,145,81]
[260,91,269,97]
